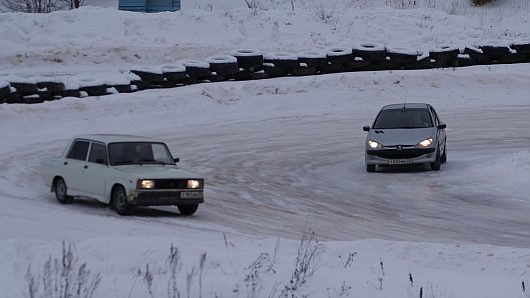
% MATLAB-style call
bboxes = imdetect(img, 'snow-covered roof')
[74,134,162,144]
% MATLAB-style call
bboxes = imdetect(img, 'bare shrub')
[280,231,325,297]
[312,5,340,29]
[472,0,495,5]
[24,242,101,298]
[245,253,276,298]
[167,244,182,298]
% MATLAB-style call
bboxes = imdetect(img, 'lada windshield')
[373,108,433,129]
[109,142,174,166]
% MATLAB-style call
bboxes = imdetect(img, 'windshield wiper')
[138,159,168,165]
[114,160,134,165]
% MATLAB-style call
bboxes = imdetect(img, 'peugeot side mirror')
[363,125,370,132]
[437,123,446,130]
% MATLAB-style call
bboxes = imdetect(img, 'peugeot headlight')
[138,179,155,189]
[368,140,380,149]
[187,180,200,189]
[419,138,433,147]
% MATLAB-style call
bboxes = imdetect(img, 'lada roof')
[74,134,162,144]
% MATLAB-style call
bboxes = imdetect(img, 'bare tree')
[1,0,84,12]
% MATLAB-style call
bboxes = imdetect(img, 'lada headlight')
[138,179,155,189]
[187,180,200,189]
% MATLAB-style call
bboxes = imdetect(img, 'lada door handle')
[64,161,68,165]
[84,165,88,169]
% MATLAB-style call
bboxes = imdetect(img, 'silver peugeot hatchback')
[363,103,447,172]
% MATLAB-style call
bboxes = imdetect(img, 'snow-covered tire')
[131,68,164,82]
[480,45,510,58]
[62,89,81,98]
[162,64,188,82]
[110,84,134,93]
[354,43,387,62]
[263,63,287,77]
[298,50,328,68]
[10,82,38,94]
[455,54,474,67]
[0,85,10,98]
[206,55,239,76]
[179,60,211,77]
[291,66,317,76]
[320,63,343,74]
[231,49,264,70]
[499,52,526,64]
[264,52,299,71]
[463,47,491,64]
[326,47,354,64]
[429,46,459,66]
[2,92,21,104]
[79,84,108,96]
[511,41,530,54]
[178,204,198,216]
[386,47,419,65]
[54,177,74,204]
[111,185,132,216]
[37,82,65,97]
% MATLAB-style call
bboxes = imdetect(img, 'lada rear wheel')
[178,204,198,216]
[55,178,73,204]
[111,186,131,215]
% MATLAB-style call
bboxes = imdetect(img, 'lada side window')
[88,143,107,165]
[67,141,89,161]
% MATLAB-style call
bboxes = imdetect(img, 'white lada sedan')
[40,134,204,215]
[363,103,447,172]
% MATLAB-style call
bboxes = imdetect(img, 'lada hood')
[113,165,202,179]
[368,127,435,146]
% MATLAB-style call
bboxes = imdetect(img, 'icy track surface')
[1,65,530,248]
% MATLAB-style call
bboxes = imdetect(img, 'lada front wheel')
[111,186,131,215]
[55,178,73,204]
[178,204,198,216]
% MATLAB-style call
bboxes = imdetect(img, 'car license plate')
[181,192,202,199]
[388,159,412,165]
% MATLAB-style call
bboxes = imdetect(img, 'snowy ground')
[1,1,530,298]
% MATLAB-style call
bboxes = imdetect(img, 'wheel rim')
[115,189,127,209]
[57,180,66,200]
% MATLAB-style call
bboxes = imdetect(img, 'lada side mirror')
[363,126,371,132]
[173,158,180,163]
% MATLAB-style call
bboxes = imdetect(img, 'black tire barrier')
[429,46,460,66]
[354,43,387,62]
[206,55,239,76]
[511,42,530,54]
[326,47,354,64]
[10,82,39,94]
[231,49,263,71]
[4,40,530,105]
[79,84,108,96]
[264,52,299,72]
[298,50,328,68]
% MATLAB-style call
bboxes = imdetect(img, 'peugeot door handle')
[64,161,68,165]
